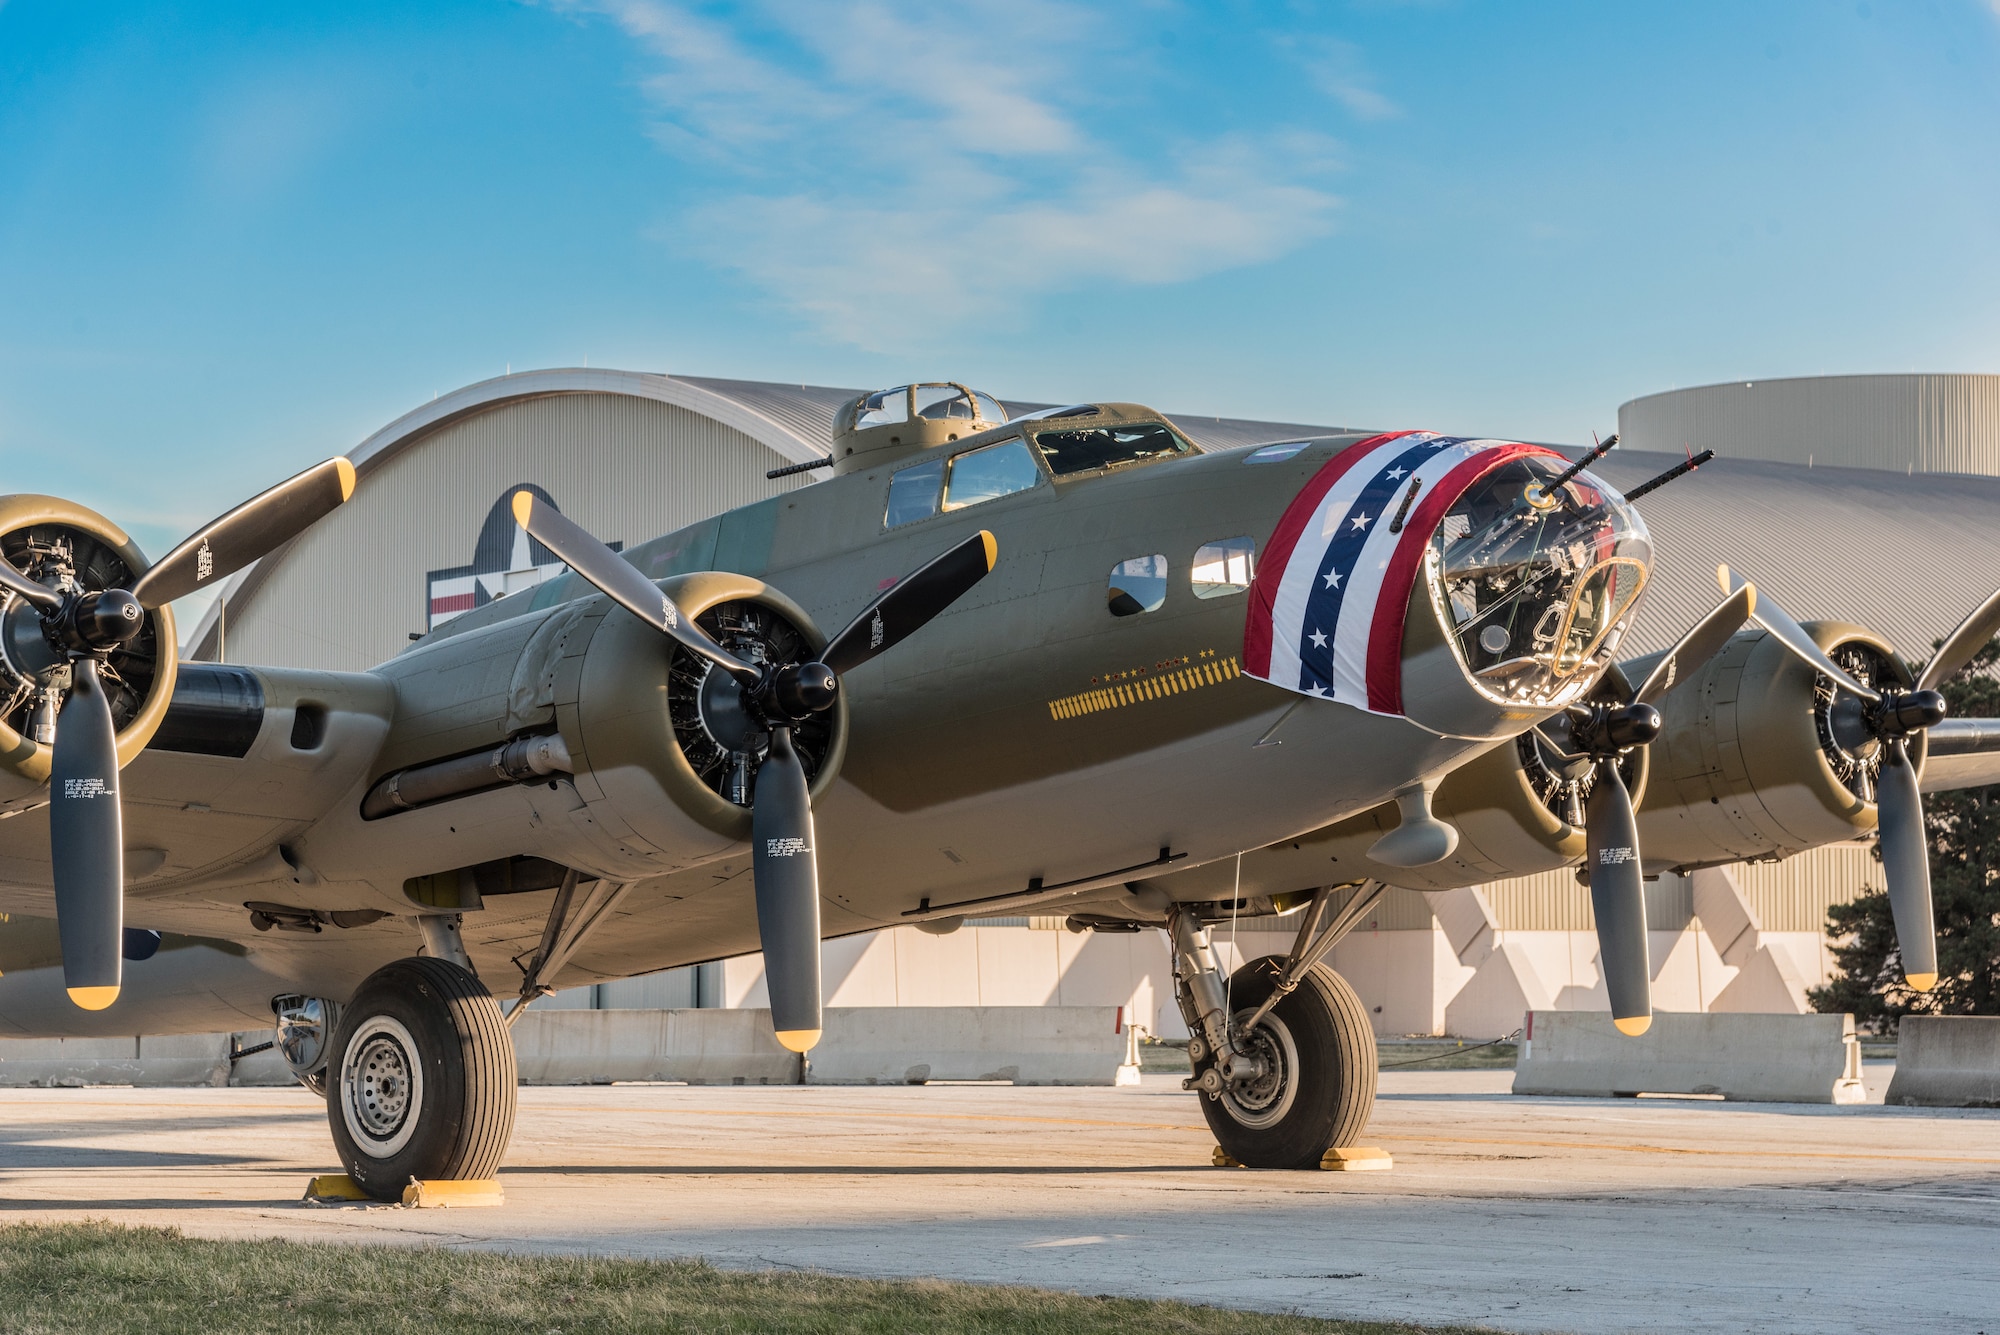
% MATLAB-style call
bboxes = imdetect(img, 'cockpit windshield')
[1032,422,1193,477]
[1428,455,1651,707]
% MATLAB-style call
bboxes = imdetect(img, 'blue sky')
[2,0,1997,560]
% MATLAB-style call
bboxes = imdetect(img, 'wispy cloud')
[1283,35,1401,122]
[549,1,1340,348]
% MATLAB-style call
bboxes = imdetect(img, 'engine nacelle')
[567,570,848,848]
[0,495,177,801]
[1633,621,1919,870]
[362,571,847,882]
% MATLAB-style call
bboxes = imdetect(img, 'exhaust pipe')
[361,732,572,820]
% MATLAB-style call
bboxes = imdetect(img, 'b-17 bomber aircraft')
[3,380,1999,1193]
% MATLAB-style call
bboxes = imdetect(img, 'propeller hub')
[769,662,839,719]
[1574,701,1662,757]
[1873,688,1947,736]
[68,588,146,652]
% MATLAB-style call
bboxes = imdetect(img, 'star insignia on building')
[1306,683,1329,697]
[1350,512,1372,531]
[1323,569,1342,589]
[1385,467,1407,480]
[1309,629,1328,648]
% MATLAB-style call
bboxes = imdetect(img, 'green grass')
[0,1222,1491,1334]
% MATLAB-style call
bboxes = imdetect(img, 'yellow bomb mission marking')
[1049,652,1241,721]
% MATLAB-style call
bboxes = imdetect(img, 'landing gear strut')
[1168,886,1379,1169]
[323,956,517,1199]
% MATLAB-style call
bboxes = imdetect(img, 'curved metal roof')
[184,369,2000,677]
[1584,447,2000,664]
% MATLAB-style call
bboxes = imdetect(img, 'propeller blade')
[510,491,757,683]
[1718,565,1880,702]
[1875,740,1938,991]
[0,559,62,611]
[1585,763,1652,1035]
[1918,584,2000,693]
[751,726,823,1052]
[130,457,356,608]
[49,659,124,1010]
[1632,584,1756,706]
[820,530,997,676]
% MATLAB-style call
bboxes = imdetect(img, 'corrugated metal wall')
[1480,843,1880,935]
[213,393,801,671]
[1619,374,2000,477]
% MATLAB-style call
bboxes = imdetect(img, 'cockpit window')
[943,438,1042,510]
[1031,422,1193,478]
[1429,455,1651,706]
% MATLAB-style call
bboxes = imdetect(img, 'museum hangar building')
[182,370,2000,1039]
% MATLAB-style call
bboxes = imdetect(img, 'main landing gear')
[1168,885,1381,1169]
[323,953,517,1200]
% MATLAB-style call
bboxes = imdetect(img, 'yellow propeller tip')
[332,457,357,501]
[1613,1015,1653,1037]
[1715,563,1732,595]
[1905,972,1937,992]
[978,530,997,571]
[510,490,536,527]
[774,1028,821,1053]
[67,986,119,1011]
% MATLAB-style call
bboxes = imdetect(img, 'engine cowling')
[1633,620,1919,870]
[568,570,849,849]
[0,495,177,800]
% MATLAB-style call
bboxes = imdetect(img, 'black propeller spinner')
[0,457,356,1010]
[1534,579,1757,1035]
[1722,567,2000,995]
[511,491,996,1051]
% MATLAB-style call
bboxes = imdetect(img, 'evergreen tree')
[1809,638,2000,1029]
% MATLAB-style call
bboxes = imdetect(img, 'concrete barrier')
[512,1008,800,1085]
[0,1033,231,1087]
[1,1007,1132,1088]
[807,1006,1125,1085]
[1886,1016,2000,1107]
[1512,1010,1865,1103]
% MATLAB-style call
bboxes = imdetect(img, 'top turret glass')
[855,384,1007,431]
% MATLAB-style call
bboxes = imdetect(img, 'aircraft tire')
[325,956,518,1200]
[1196,956,1376,1170]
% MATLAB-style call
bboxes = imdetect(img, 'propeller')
[2,456,356,1009]
[512,492,996,1051]
[1538,581,1758,1035]
[1719,566,1994,993]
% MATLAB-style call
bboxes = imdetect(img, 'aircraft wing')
[1919,716,2000,793]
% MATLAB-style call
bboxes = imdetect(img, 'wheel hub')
[339,1015,426,1157]
[1216,1008,1300,1130]
[352,1033,412,1137]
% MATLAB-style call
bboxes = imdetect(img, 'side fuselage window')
[885,458,944,528]
[1108,555,1168,616]
[1192,537,1256,598]
[943,438,1042,511]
